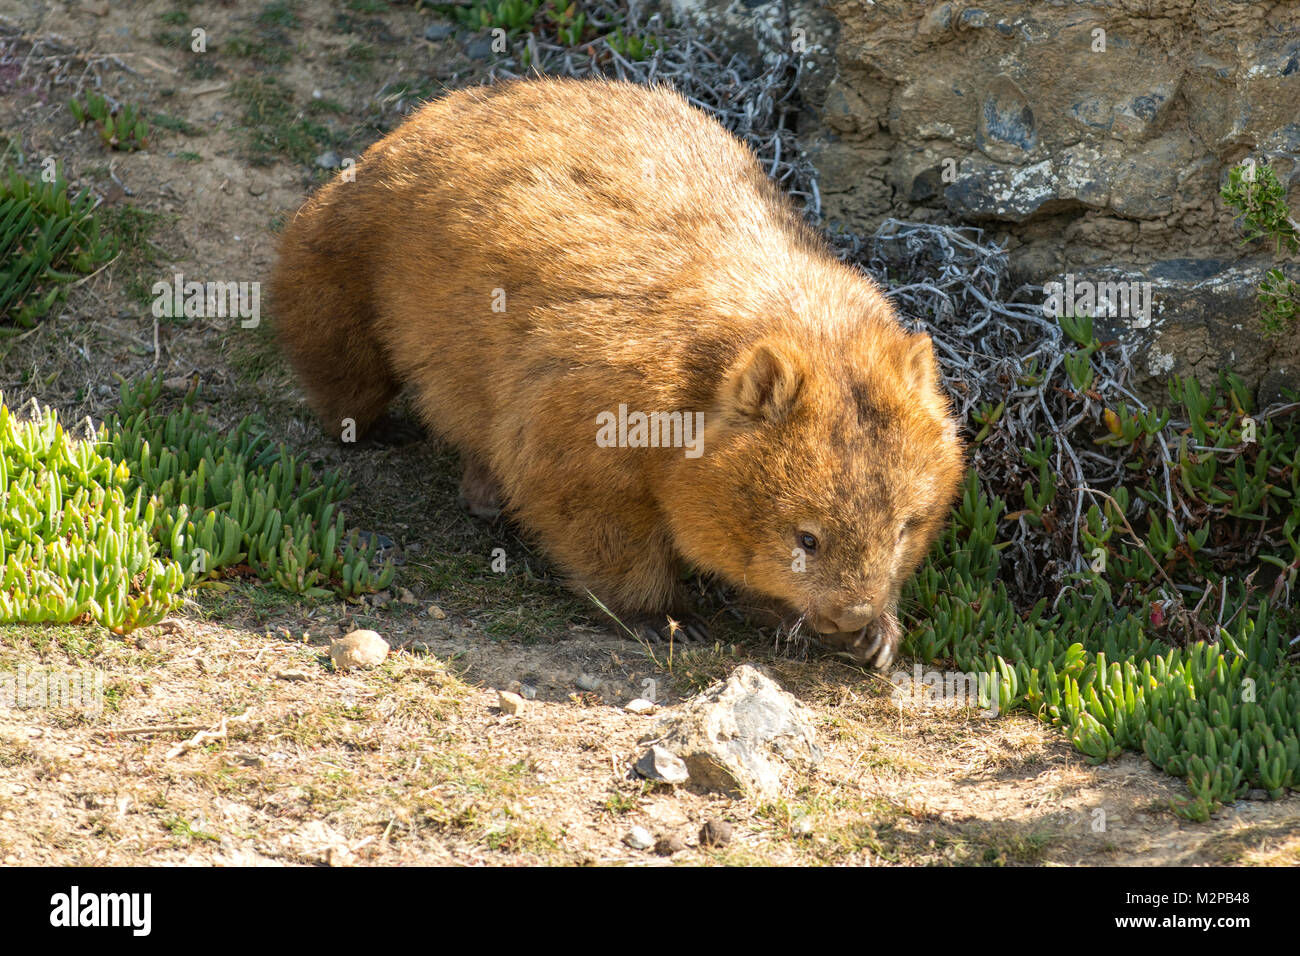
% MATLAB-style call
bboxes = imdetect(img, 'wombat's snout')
[816,611,903,671]
[813,601,878,634]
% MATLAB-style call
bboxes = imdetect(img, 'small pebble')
[423,22,454,41]
[427,605,447,620]
[330,630,390,670]
[356,531,395,552]
[518,683,537,700]
[654,835,687,856]
[624,698,656,715]
[315,150,341,170]
[1247,788,1269,801]
[498,690,526,716]
[623,826,654,850]
[398,587,418,604]
[792,818,814,837]
[465,37,494,60]
[2,855,17,865]
[276,669,311,682]
[634,745,689,784]
[576,674,601,692]
[699,818,733,847]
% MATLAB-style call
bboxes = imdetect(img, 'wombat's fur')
[272,78,965,669]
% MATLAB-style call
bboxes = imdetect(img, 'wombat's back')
[365,78,792,305]
[275,78,823,450]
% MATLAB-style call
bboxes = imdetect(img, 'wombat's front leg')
[816,607,902,670]
[628,611,711,645]
[535,508,709,643]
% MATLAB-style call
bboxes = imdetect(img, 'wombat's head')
[667,322,965,670]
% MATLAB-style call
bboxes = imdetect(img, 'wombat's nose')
[825,603,876,632]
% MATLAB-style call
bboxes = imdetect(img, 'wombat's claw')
[673,615,711,643]
[821,614,901,671]
[629,614,710,645]
[855,629,887,664]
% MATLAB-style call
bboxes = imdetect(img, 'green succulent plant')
[0,160,118,328]
[105,374,395,601]
[902,329,1300,820]
[69,92,150,152]
[0,377,395,635]
[1221,159,1300,337]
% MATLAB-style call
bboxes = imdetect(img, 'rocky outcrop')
[668,0,1300,398]
[634,665,822,799]
[806,2,1298,257]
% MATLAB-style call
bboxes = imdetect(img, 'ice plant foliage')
[0,396,184,633]
[0,378,394,635]
[900,359,1300,819]
[104,375,395,601]
[68,91,150,152]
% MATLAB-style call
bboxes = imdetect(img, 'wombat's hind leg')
[358,411,427,448]
[296,335,399,443]
[274,240,398,440]
[458,455,504,519]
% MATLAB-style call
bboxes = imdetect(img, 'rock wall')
[670,0,1300,399]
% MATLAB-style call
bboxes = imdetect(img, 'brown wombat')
[271,78,965,669]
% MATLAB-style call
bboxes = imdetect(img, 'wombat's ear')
[720,340,805,424]
[903,333,940,392]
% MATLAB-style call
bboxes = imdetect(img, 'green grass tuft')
[0,158,118,329]
[231,77,335,167]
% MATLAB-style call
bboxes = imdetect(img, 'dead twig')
[163,710,254,758]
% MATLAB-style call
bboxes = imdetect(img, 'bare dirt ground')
[0,0,1297,866]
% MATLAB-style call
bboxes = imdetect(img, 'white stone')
[623,826,654,850]
[330,630,389,669]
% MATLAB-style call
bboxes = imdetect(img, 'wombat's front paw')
[628,613,710,645]
[818,612,901,671]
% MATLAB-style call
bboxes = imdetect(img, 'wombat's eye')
[797,532,819,554]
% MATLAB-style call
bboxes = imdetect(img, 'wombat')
[271,78,965,669]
